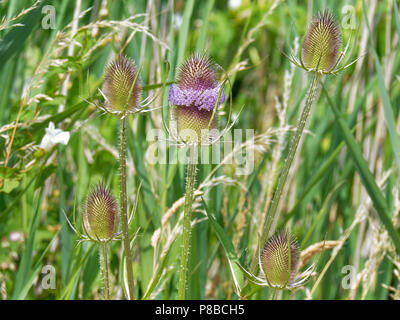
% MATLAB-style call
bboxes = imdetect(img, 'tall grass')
[0,0,400,300]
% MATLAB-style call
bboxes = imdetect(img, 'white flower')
[173,13,183,29]
[229,0,242,10]
[39,121,70,151]
[9,231,23,242]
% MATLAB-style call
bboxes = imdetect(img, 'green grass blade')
[362,0,400,173]
[322,83,400,253]
[11,188,44,299]
[203,199,245,297]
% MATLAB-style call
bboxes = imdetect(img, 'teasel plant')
[237,230,313,299]
[167,52,227,299]
[94,54,145,300]
[65,182,120,299]
[259,10,360,249]
[82,54,164,299]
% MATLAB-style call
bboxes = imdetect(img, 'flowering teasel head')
[101,55,142,116]
[260,230,299,288]
[168,53,225,144]
[301,10,342,73]
[82,183,119,243]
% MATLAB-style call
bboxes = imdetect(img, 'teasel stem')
[99,242,111,299]
[119,116,135,300]
[270,287,279,300]
[260,73,320,254]
[178,144,198,299]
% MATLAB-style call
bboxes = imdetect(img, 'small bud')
[169,53,225,144]
[102,55,141,115]
[261,230,299,288]
[301,10,342,72]
[83,183,118,242]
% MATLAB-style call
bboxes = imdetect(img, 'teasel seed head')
[301,10,342,72]
[102,55,141,115]
[83,182,118,242]
[261,230,299,288]
[169,53,225,144]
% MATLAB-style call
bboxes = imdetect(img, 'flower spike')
[301,10,342,73]
[83,182,119,243]
[236,230,314,291]
[169,52,225,144]
[101,55,142,116]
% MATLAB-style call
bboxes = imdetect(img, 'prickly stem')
[260,73,320,258]
[119,116,135,300]
[99,242,111,299]
[177,145,198,299]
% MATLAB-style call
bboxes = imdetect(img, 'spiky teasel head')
[301,10,342,72]
[235,230,314,291]
[82,182,119,243]
[261,230,299,288]
[169,53,225,144]
[101,55,141,116]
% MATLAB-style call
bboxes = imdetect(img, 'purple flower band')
[168,84,225,111]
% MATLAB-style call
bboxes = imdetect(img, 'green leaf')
[322,83,400,253]
[0,1,49,69]
[362,0,400,173]
[203,199,245,297]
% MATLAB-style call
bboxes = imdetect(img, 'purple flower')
[168,84,225,112]
[169,53,225,144]
[168,53,225,111]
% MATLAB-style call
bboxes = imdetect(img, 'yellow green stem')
[177,145,198,299]
[260,73,320,251]
[119,116,135,300]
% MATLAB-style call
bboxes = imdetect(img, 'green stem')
[260,73,320,248]
[178,145,198,299]
[270,287,279,300]
[119,116,135,300]
[99,242,111,299]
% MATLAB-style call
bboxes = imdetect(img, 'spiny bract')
[102,55,141,115]
[301,10,342,72]
[261,230,299,288]
[83,183,118,242]
[169,53,225,144]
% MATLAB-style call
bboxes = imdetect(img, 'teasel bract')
[83,183,118,242]
[168,53,225,144]
[286,9,357,75]
[301,10,342,73]
[82,182,119,299]
[101,54,142,117]
[237,230,313,294]
[261,230,299,288]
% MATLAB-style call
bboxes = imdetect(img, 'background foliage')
[0,0,400,300]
